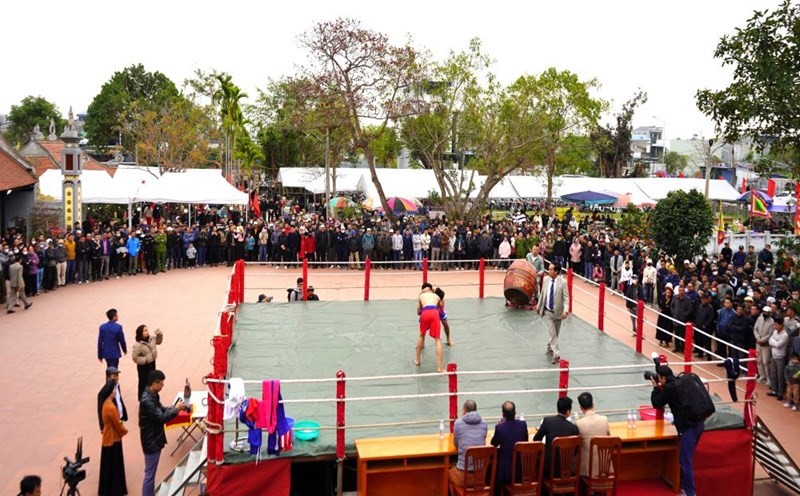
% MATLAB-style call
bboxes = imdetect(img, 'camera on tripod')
[61,437,90,496]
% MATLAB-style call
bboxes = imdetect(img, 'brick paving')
[1,263,797,494]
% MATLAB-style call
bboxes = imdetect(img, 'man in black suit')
[533,396,579,476]
[490,401,529,490]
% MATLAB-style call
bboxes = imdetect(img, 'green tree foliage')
[518,68,605,207]
[401,39,546,220]
[85,64,180,151]
[617,204,650,240]
[124,97,219,173]
[367,125,401,167]
[663,151,689,176]
[696,0,800,155]
[649,189,714,262]
[4,96,66,146]
[592,90,647,177]
[555,135,596,176]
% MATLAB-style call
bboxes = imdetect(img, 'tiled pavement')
[1,264,797,494]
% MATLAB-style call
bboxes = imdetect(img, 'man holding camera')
[139,370,184,496]
[650,365,705,496]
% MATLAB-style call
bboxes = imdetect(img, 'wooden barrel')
[504,259,538,306]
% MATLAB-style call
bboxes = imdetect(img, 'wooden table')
[355,420,679,495]
[609,419,680,491]
[356,434,455,496]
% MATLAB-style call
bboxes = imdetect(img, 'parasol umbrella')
[737,190,773,204]
[328,196,354,209]
[386,197,419,214]
[361,197,379,210]
[560,190,617,206]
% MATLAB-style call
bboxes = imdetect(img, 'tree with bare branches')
[298,17,421,219]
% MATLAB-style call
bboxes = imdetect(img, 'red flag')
[767,178,776,197]
[794,184,800,235]
[740,178,747,193]
[678,172,684,178]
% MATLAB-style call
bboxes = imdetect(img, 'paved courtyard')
[0,263,796,494]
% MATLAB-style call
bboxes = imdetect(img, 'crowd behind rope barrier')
[204,258,766,464]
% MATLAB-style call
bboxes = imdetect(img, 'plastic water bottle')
[439,419,445,439]
[627,409,634,428]
[519,413,525,423]
[632,409,638,429]
[664,405,674,423]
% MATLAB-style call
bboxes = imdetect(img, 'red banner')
[740,178,747,193]
[794,184,800,235]
[767,178,777,197]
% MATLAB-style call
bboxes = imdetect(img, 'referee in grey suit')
[538,262,570,363]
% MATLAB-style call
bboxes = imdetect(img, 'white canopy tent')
[37,169,128,204]
[111,165,247,204]
[632,178,740,202]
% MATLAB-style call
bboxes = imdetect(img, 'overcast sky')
[2,0,771,141]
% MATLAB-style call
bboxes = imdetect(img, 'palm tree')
[212,75,248,181]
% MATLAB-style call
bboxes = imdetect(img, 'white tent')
[277,167,325,189]
[631,178,740,202]
[111,165,247,204]
[360,168,442,200]
[37,169,128,204]
[304,169,369,195]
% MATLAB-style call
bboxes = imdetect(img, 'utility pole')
[704,138,714,199]
[325,127,335,221]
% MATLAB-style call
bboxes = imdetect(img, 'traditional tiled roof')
[0,134,36,191]
[19,139,112,177]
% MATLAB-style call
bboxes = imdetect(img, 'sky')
[1,0,772,142]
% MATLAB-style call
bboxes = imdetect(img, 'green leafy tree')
[123,97,219,173]
[367,125,401,167]
[663,151,689,176]
[4,96,66,146]
[649,189,714,262]
[617,204,650,240]
[592,90,647,177]
[401,39,547,220]
[85,64,180,152]
[555,134,596,176]
[696,0,800,156]
[519,68,605,207]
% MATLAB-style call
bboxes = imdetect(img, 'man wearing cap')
[650,365,705,496]
[307,286,320,301]
[753,306,775,384]
[97,366,128,432]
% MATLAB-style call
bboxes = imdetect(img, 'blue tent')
[560,190,617,206]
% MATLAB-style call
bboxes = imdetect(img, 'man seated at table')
[449,399,488,489]
[533,396,579,477]
[575,392,610,477]
[490,401,529,491]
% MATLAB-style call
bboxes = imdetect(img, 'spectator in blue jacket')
[98,308,127,368]
[126,233,141,275]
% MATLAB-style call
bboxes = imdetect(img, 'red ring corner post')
[235,259,245,303]
[364,258,371,301]
[684,323,694,374]
[302,258,309,301]
[566,268,573,314]
[635,300,645,354]
[447,363,458,433]
[422,257,429,284]
[558,359,570,398]
[336,370,346,461]
[598,282,606,332]
[478,258,485,299]
[744,349,757,427]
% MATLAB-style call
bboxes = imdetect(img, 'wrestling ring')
[196,259,758,496]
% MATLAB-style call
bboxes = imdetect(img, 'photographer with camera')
[650,365,713,496]
[139,370,184,496]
